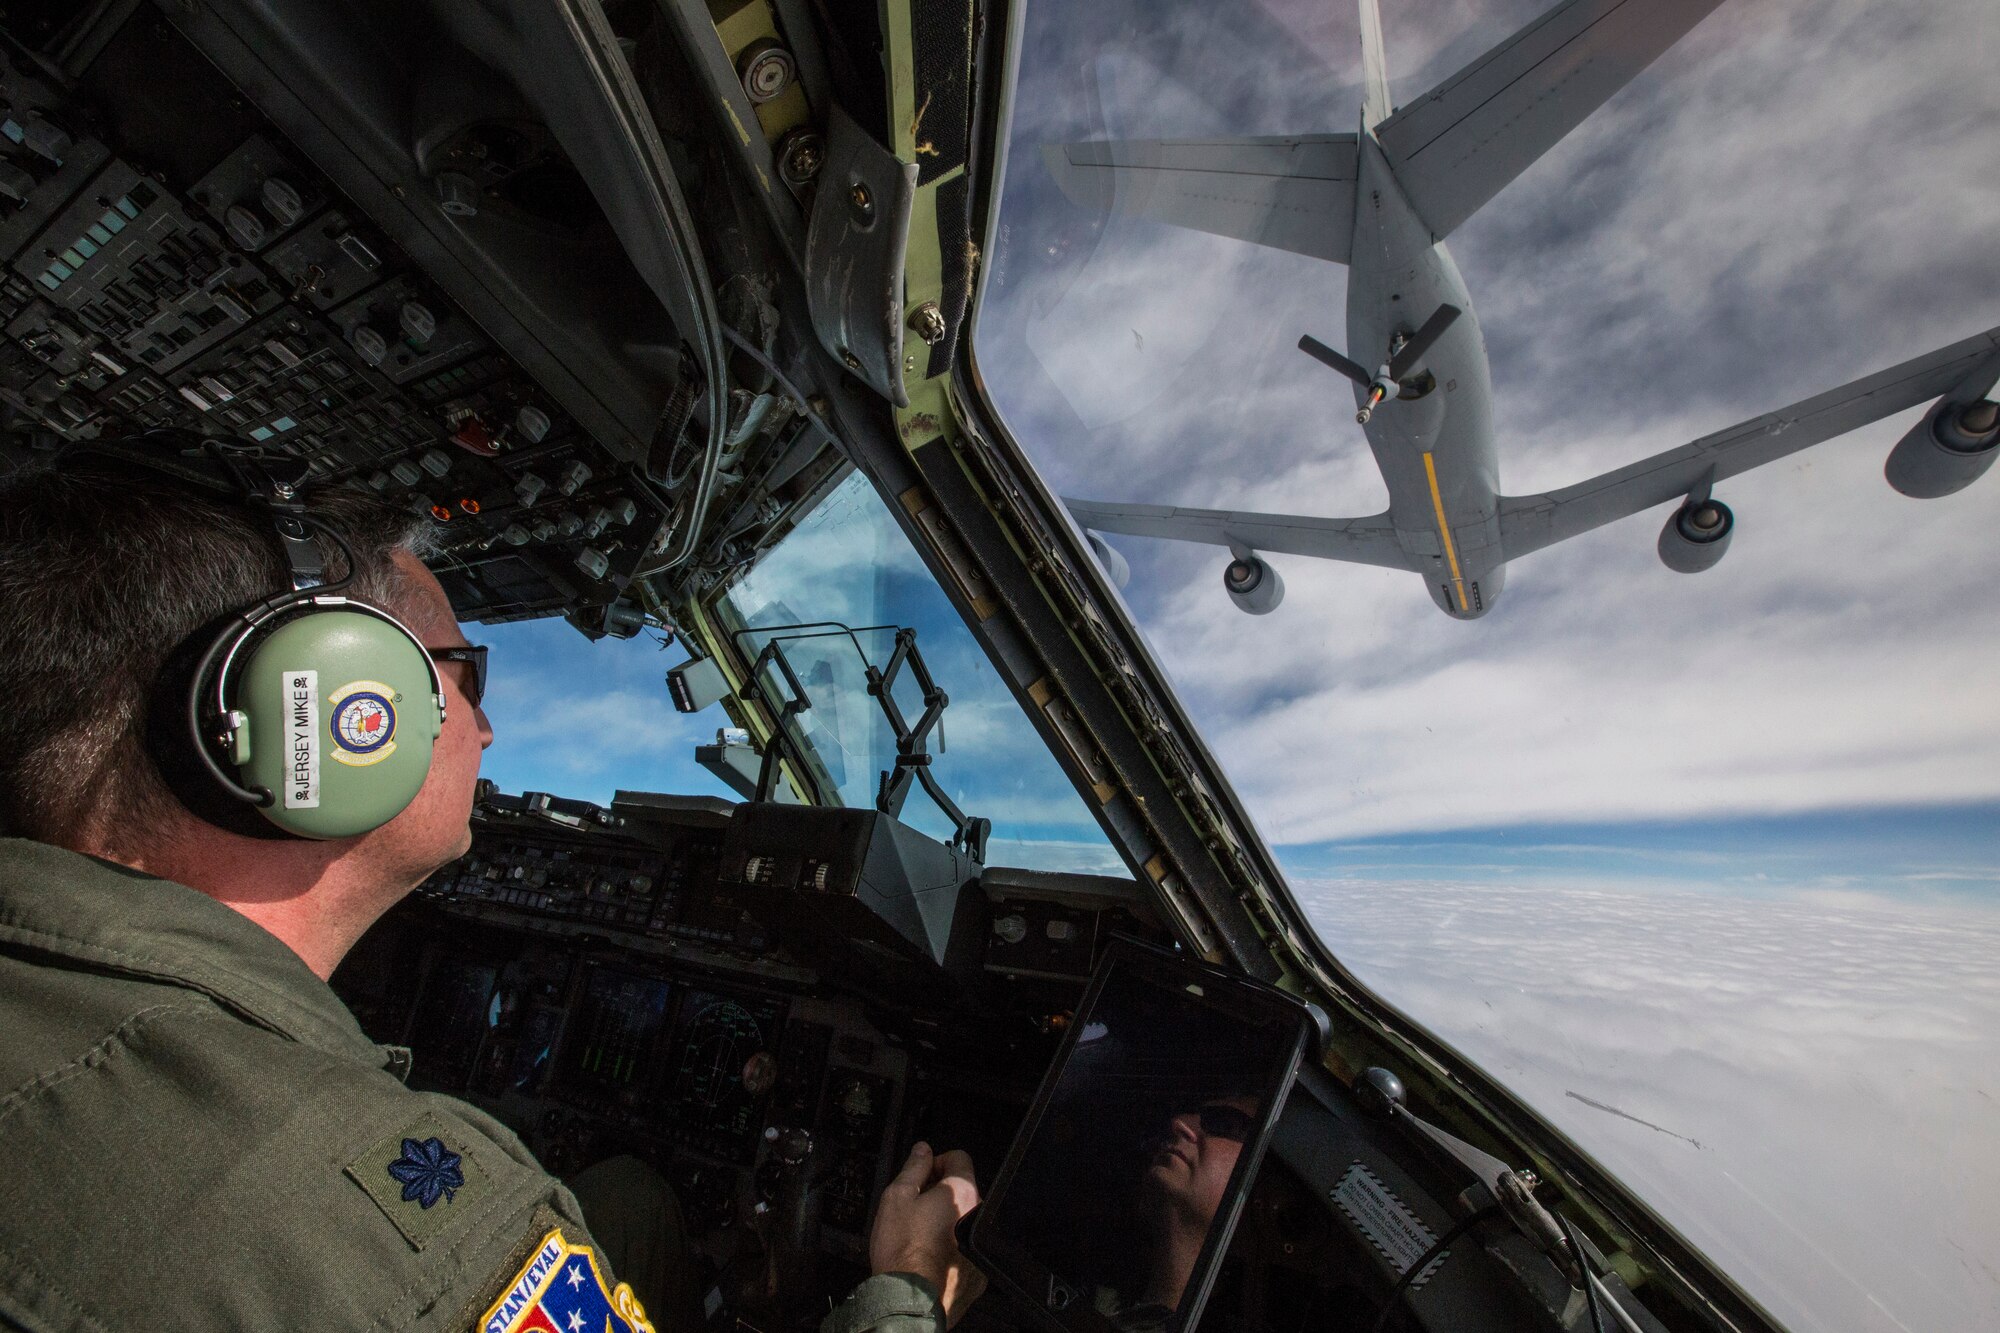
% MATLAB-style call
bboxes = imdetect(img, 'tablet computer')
[966,941,1315,1333]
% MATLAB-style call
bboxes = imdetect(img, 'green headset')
[141,441,449,839]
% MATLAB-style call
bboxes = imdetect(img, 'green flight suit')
[0,838,945,1333]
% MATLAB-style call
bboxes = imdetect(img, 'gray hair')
[0,451,437,845]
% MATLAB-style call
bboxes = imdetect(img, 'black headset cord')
[1555,1214,1608,1333]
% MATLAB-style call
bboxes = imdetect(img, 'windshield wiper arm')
[1355,1067,1662,1333]
[867,627,988,862]
[728,622,990,860]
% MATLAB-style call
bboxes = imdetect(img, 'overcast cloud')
[977,0,2000,843]
[1303,876,2000,1333]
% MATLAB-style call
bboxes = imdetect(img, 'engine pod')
[1658,499,1733,573]
[1225,555,1285,613]
[1885,399,2000,499]
[1085,531,1131,589]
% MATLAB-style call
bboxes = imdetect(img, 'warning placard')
[1331,1162,1445,1286]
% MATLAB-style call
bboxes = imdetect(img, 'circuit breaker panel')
[0,29,678,631]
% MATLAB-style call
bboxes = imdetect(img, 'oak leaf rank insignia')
[387,1135,464,1208]
[345,1114,490,1249]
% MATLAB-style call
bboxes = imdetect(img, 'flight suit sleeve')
[821,1273,945,1333]
[428,1109,645,1333]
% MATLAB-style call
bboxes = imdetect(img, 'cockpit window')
[717,472,1121,872]
[479,470,1122,875]
[715,472,1120,871]
[476,616,720,802]
[968,2,2000,1330]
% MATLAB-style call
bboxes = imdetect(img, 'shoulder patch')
[480,1227,656,1333]
[345,1112,491,1250]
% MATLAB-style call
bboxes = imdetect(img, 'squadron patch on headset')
[345,1114,489,1249]
[480,1228,656,1333]
[328,679,398,766]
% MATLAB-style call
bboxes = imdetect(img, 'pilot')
[1102,1094,1258,1329]
[0,451,984,1332]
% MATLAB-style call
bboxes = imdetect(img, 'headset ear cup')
[145,614,294,840]
[233,607,440,839]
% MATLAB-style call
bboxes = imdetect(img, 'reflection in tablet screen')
[978,955,1305,1333]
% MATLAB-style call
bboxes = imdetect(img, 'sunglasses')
[427,644,488,708]
[1194,1103,1257,1143]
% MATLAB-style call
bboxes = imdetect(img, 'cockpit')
[4,1,1986,1332]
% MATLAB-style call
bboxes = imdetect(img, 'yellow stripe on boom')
[1421,451,1467,611]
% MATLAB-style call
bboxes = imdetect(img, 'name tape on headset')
[285,669,320,809]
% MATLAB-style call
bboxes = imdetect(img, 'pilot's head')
[0,449,492,889]
[1142,1094,1257,1231]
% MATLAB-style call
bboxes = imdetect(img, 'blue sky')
[472,607,1999,902]
[472,615,722,803]
[1284,801,2000,898]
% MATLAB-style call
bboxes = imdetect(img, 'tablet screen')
[969,944,1312,1333]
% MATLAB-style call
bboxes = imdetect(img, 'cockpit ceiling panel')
[0,11,730,630]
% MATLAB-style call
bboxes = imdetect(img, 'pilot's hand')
[870,1141,987,1328]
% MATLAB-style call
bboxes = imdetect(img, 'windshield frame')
[930,2,1789,1327]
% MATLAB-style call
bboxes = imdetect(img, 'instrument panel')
[662,987,788,1161]
[343,899,906,1262]
[425,814,769,953]
[333,788,1158,1285]
[333,787,1555,1333]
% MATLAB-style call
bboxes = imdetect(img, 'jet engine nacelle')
[1224,554,1284,614]
[1084,531,1130,588]
[1658,498,1734,573]
[1885,399,2000,498]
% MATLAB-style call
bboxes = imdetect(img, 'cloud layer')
[1300,877,2000,1333]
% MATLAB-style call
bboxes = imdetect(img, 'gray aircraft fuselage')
[1345,134,1504,618]
[1063,0,1998,621]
